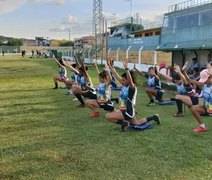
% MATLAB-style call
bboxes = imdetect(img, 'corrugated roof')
[157,39,212,51]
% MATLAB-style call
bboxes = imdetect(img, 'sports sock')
[146,115,155,122]
[176,100,183,113]
[75,94,85,105]
[116,120,123,125]
[150,99,154,103]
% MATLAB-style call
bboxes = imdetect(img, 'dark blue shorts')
[97,100,114,112]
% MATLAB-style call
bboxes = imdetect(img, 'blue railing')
[169,0,212,12]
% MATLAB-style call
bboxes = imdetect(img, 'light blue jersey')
[199,84,212,114]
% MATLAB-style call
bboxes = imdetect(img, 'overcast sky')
[0,0,183,40]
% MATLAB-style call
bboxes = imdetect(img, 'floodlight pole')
[93,0,103,62]
[130,0,132,18]
[68,28,71,41]
[105,19,109,61]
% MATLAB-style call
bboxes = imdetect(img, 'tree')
[7,39,23,46]
[59,40,74,47]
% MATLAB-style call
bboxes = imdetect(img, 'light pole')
[130,0,132,18]
[125,0,132,17]
[68,28,71,41]
[125,0,133,32]
[128,0,133,32]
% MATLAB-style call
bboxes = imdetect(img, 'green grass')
[0,56,211,180]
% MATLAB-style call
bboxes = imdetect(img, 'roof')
[132,27,161,34]
[157,39,212,51]
[81,36,95,41]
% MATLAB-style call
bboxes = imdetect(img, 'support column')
[138,46,143,64]
[126,46,132,59]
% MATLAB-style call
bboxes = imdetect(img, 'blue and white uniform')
[176,83,197,97]
[175,82,199,105]
[199,84,212,115]
[59,67,67,81]
[96,83,114,112]
[77,75,96,99]
[70,72,77,82]
[119,86,137,120]
[146,75,164,101]
[96,83,111,102]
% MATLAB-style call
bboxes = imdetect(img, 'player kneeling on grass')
[53,58,68,89]
[183,62,212,133]
[134,65,164,106]
[85,60,114,117]
[105,59,160,132]
[158,64,199,117]
[63,62,78,95]
[71,62,96,108]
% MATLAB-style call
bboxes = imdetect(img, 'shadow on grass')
[0,87,55,94]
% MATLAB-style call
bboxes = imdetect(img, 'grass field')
[0,56,211,180]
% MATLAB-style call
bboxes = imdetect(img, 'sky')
[0,0,183,40]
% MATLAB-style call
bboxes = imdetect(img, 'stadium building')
[108,0,212,69]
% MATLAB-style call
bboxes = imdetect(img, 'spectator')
[32,50,34,58]
[36,50,39,58]
[208,53,212,63]
[188,57,199,74]
[189,67,200,80]
[202,53,212,70]
[21,50,26,57]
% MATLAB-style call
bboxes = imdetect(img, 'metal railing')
[111,17,142,27]
[169,0,212,12]
[142,21,163,30]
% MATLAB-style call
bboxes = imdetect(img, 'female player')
[64,63,78,95]
[53,58,67,89]
[65,61,96,107]
[134,65,164,106]
[85,60,114,117]
[158,65,199,117]
[105,59,160,132]
[183,62,212,132]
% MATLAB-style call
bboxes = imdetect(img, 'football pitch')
[0,56,211,179]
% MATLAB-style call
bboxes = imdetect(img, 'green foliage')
[59,40,74,47]
[0,36,23,46]
[6,39,23,46]
[0,56,211,179]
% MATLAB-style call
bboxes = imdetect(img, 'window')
[163,15,175,30]
[176,13,199,29]
[201,10,212,25]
